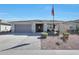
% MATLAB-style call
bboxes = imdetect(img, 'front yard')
[41,34,79,50]
[0,33,79,52]
[0,33,79,54]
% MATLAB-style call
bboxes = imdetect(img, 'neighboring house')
[0,20,11,32]
[59,20,79,33]
[73,20,79,28]
[60,22,77,32]
[11,20,62,33]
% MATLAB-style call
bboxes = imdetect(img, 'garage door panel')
[15,24,32,33]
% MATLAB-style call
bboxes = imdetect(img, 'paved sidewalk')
[1,50,79,55]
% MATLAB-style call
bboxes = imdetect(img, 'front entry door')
[36,24,43,32]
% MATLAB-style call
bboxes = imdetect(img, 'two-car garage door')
[14,24,32,33]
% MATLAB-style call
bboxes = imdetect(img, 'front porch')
[32,22,60,33]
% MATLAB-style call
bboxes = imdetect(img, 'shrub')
[63,32,70,42]
[63,32,69,35]
[41,32,48,38]
[63,32,69,38]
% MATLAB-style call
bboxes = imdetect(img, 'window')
[47,24,53,32]
[70,26,74,30]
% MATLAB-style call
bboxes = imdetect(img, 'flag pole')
[53,4,55,32]
[53,13,55,33]
[53,13,54,25]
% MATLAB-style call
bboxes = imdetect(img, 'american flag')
[52,6,54,16]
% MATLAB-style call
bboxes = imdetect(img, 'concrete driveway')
[0,34,41,52]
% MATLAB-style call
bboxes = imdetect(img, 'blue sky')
[0,4,79,21]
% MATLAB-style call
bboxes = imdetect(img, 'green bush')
[63,32,70,38]
[63,32,69,35]
[63,32,70,42]
[41,32,48,38]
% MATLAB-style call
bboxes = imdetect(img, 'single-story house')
[11,20,62,33]
[0,20,11,32]
[10,20,79,33]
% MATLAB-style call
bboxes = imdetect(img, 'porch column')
[43,23,47,32]
[32,23,35,33]
[11,24,15,33]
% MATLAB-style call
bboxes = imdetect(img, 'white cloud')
[0,12,8,15]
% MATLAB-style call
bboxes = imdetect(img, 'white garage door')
[14,24,32,33]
